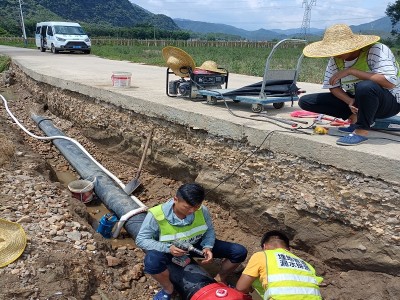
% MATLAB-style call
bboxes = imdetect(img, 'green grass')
[0,55,11,73]
[91,44,328,84]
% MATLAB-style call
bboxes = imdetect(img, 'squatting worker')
[236,230,323,299]
[135,182,247,300]
[299,24,400,146]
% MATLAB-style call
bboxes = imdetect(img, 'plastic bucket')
[67,179,94,204]
[111,71,132,88]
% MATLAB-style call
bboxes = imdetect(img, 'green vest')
[149,204,207,244]
[334,46,371,94]
[334,44,400,94]
[253,249,323,300]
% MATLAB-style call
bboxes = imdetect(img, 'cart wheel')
[233,100,240,103]
[273,102,285,109]
[251,103,264,113]
[206,96,218,105]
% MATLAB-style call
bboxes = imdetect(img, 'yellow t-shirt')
[242,251,268,289]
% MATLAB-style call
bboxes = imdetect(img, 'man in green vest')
[299,24,400,146]
[236,230,323,299]
[136,183,247,300]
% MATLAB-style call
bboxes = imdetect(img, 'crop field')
[92,43,328,84]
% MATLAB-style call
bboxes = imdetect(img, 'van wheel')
[51,44,58,54]
[84,50,91,54]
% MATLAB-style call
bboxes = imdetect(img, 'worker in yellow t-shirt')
[236,230,323,299]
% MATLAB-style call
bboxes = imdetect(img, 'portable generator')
[166,67,229,100]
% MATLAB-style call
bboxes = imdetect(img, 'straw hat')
[162,46,196,77]
[303,24,380,58]
[0,218,27,267]
[196,60,227,74]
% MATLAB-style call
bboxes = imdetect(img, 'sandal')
[336,133,368,146]
[338,124,356,133]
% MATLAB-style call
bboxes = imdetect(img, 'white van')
[35,21,91,54]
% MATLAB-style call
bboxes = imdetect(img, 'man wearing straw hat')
[299,24,400,146]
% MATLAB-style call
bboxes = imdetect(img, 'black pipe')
[31,115,233,300]
[31,114,146,238]
[168,259,216,300]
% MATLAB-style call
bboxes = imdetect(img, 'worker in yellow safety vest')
[236,230,323,299]
[136,183,248,300]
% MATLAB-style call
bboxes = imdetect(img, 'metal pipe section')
[31,115,146,238]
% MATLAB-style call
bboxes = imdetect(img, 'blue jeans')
[299,80,400,130]
[144,239,247,275]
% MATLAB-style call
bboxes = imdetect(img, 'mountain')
[174,17,397,41]
[174,18,287,41]
[0,0,179,36]
[270,27,324,36]
[350,16,400,38]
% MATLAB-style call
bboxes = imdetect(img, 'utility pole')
[301,0,317,41]
[18,0,28,47]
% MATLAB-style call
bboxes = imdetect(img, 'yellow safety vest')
[255,249,323,300]
[148,204,208,244]
[334,43,400,94]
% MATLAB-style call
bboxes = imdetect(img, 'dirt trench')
[1,64,399,299]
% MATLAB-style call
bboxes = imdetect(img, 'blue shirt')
[135,199,216,253]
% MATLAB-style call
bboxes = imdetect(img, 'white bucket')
[68,179,95,204]
[111,71,132,88]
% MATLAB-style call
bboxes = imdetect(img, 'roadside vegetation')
[0,55,11,73]
[102,44,327,83]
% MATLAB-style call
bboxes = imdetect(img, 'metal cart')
[196,39,307,113]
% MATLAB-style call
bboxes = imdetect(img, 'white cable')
[112,206,148,238]
[0,93,146,209]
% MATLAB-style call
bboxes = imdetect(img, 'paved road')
[1,45,400,183]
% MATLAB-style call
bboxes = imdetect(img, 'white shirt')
[322,43,400,103]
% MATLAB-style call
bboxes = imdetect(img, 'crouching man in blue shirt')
[135,183,248,300]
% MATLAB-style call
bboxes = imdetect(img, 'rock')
[52,236,67,242]
[106,255,121,267]
[17,216,32,223]
[129,264,144,281]
[86,244,96,251]
[66,231,82,241]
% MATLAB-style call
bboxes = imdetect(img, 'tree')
[386,1,400,35]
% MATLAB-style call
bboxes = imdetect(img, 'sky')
[131,0,394,31]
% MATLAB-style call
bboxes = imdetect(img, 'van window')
[35,26,41,34]
[54,26,85,35]
[47,26,53,36]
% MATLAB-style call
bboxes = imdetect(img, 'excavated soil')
[0,65,399,300]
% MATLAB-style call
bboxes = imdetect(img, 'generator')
[166,67,229,100]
